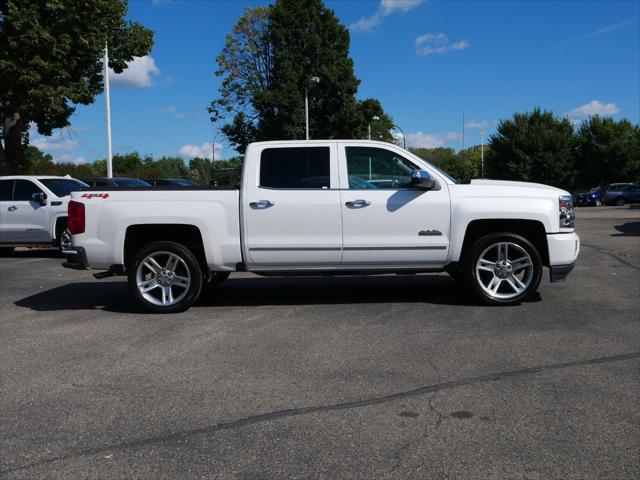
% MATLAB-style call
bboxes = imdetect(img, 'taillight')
[68,200,85,235]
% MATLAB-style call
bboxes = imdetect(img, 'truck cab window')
[13,180,43,201]
[0,180,13,201]
[260,147,330,189]
[346,147,419,189]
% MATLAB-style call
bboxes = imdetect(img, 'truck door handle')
[250,200,275,209]
[345,199,371,209]
[7,206,17,211]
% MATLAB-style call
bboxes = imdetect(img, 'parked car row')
[574,183,639,207]
[0,175,202,253]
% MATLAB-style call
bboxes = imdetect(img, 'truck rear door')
[242,143,342,267]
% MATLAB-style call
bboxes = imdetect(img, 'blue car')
[615,185,640,206]
[575,187,600,207]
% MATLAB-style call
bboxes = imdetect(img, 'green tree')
[0,0,154,174]
[485,108,575,189]
[574,116,640,187]
[356,99,395,142]
[113,152,143,176]
[210,0,385,153]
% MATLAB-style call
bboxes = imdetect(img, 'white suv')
[0,175,88,252]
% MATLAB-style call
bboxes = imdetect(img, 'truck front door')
[338,145,451,266]
[242,144,343,267]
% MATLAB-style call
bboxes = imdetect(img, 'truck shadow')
[15,274,540,313]
[612,221,640,237]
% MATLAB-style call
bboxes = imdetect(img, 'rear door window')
[0,180,13,201]
[259,147,330,189]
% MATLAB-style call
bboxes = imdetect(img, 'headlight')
[559,195,575,228]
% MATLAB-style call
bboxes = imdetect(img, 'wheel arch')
[123,224,207,272]
[458,219,550,267]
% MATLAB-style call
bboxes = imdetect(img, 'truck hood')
[470,179,557,190]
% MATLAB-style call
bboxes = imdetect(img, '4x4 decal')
[81,193,109,199]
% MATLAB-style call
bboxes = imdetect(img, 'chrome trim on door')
[343,246,447,251]
[249,247,342,252]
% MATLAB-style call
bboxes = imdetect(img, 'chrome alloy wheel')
[475,241,534,300]
[135,251,191,307]
[60,227,73,251]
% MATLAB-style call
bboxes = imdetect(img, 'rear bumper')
[550,263,575,282]
[62,246,88,270]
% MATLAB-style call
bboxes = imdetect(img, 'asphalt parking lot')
[1,207,639,479]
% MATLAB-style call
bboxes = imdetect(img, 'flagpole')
[104,44,113,178]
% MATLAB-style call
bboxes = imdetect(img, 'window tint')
[0,180,13,201]
[13,180,43,201]
[94,180,111,187]
[346,147,418,189]
[112,178,151,187]
[39,178,87,197]
[260,147,330,189]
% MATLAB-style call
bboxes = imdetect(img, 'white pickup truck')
[65,140,579,313]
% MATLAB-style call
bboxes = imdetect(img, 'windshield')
[112,178,151,187]
[427,163,458,184]
[38,178,88,197]
[172,179,198,186]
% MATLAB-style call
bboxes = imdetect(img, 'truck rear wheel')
[128,241,203,313]
[463,232,542,306]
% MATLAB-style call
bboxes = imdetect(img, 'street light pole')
[305,76,320,140]
[103,44,113,178]
[393,124,406,149]
[368,115,380,140]
[480,131,485,178]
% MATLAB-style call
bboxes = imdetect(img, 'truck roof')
[247,139,402,148]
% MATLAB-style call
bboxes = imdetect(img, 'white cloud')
[31,135,80,153]
[178,142,224,161]
[401,131,461,149]
[381,0,424,14]
[415,32,469,56]
[351,0,423,32]
[109,56,160,88]
[465,119,489,129]
[565,100,620,119]
[150,105,188,121]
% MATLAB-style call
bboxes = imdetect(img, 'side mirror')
[32,192,47,206]
[410,170,436,190]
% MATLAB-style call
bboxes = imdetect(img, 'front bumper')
[61,246,88,270]
[547,232,579,283]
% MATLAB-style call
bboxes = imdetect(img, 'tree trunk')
[0,113,24,175]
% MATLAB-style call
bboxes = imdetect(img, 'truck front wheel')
[128,241,203,313]
[463,232,542,306]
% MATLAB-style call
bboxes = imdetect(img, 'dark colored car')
[143,178,200,187]
[81,177,152,188]
[575,187,601,207]
[600,183,634,205]
[613,185,640,206]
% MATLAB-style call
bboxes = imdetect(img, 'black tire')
[127,241,203,313]
[56,221,72,251]
[463,232,542,306]
[615,197,625,207]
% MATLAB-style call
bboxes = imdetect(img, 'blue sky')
[32,0,640,164]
